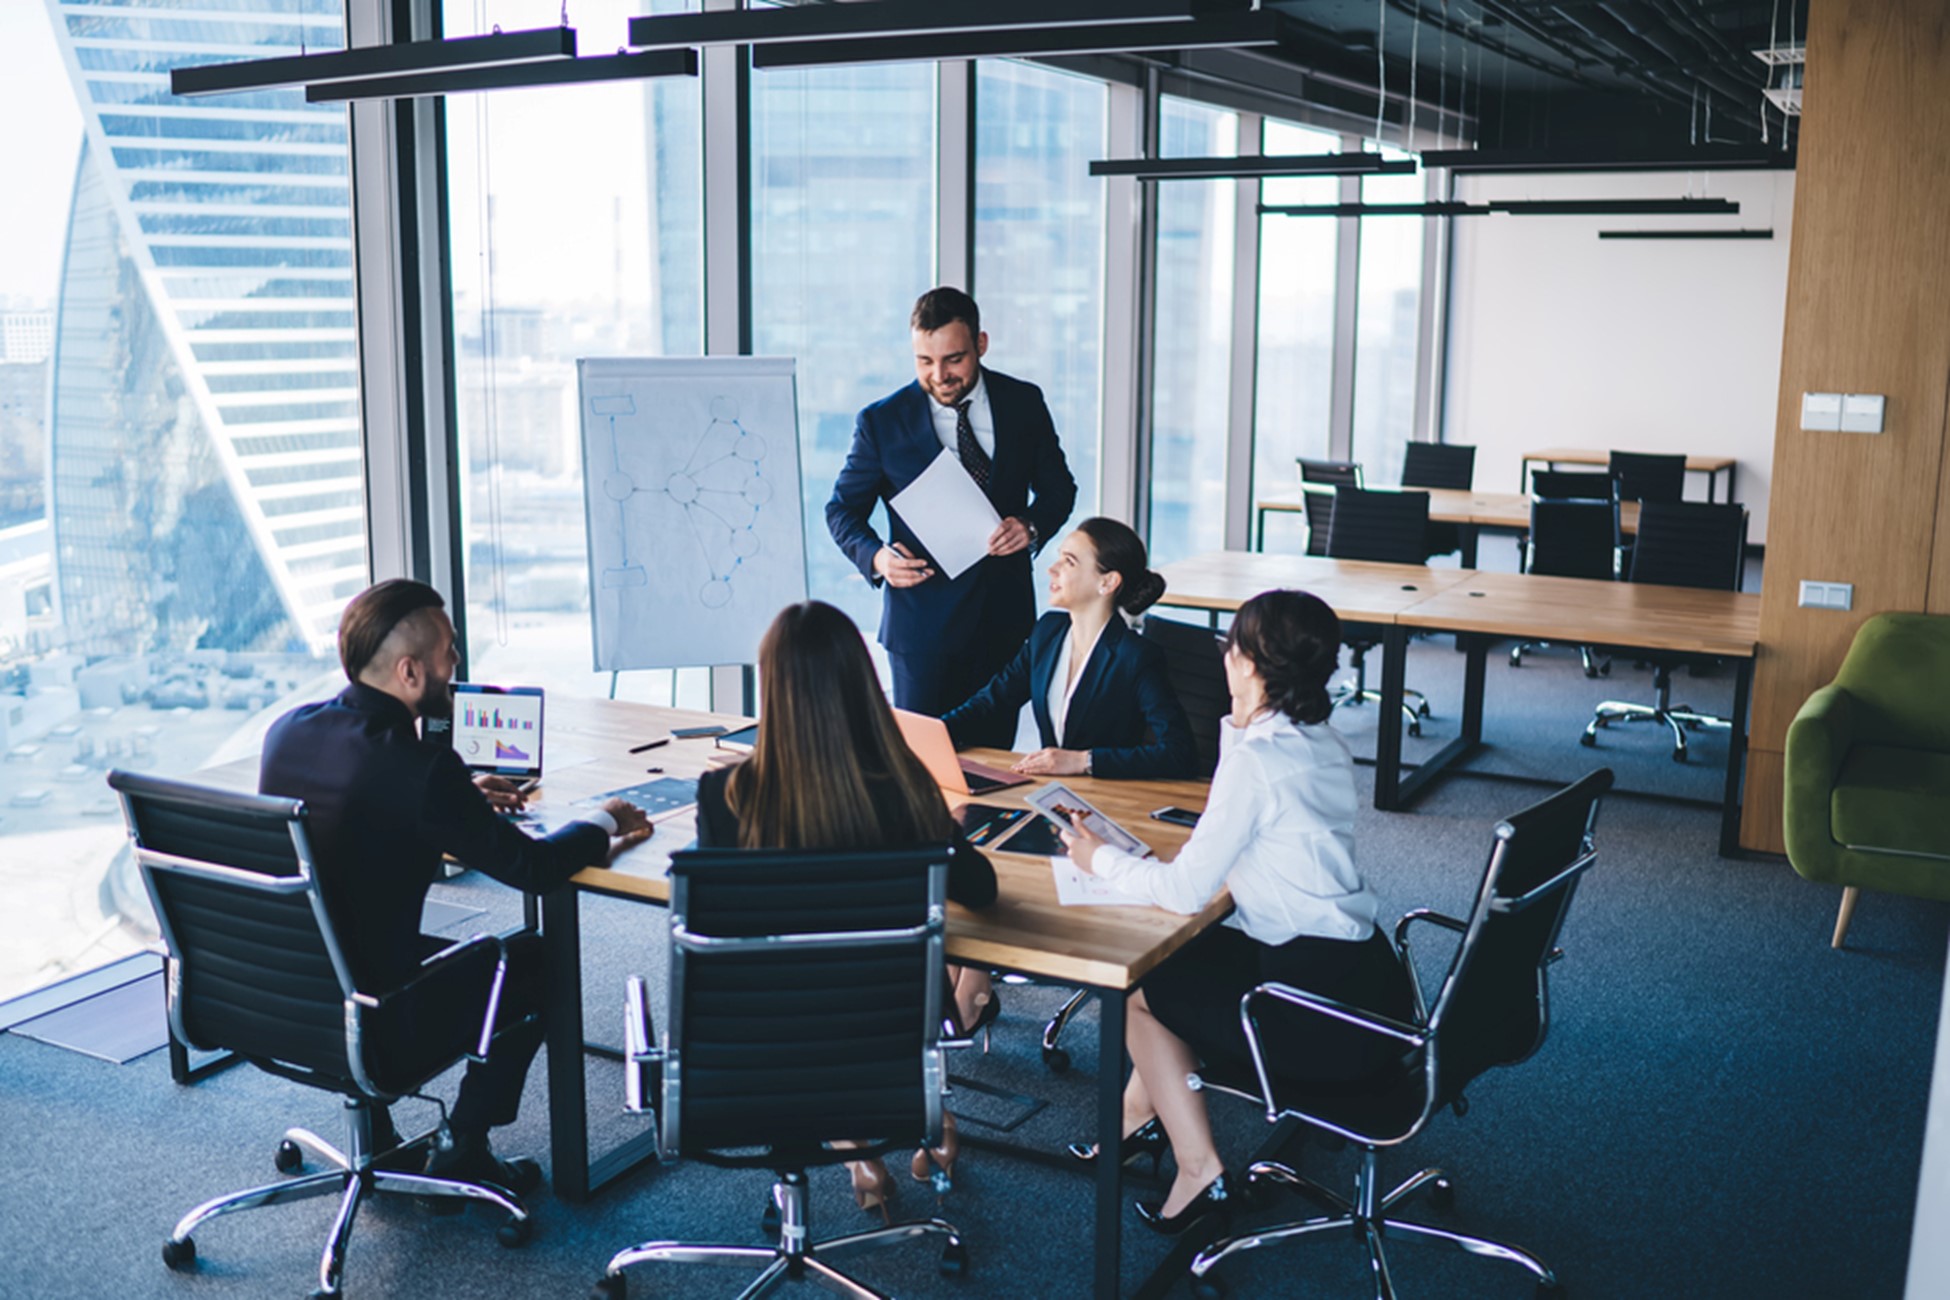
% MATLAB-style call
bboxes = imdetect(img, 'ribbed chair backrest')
[1301,486,1335,557]
[1327,487,1431,565]
[1140,615,1227,776]
[1608,451,1687,504]
[663,846,948,1164]
[1298,457,1363,489]
[1530,469,1613,501]
[1526,499,1618,580]
[1628,500,1747,591]
[108,770,354,1082]
[1425,769,1610,1107]
[1400,442,1475,491]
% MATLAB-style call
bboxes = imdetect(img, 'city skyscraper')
[43,0,364,656]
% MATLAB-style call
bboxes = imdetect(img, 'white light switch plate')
[1841,393,1885,433]
[1801,392,1842,431]
[1798,580,1854,611]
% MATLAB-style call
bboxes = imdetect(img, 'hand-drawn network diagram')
[590,393,773,609]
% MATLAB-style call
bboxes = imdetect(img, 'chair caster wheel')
[1191,1273,1228,1299]
[760,1192,781,1238]
[1429,1176,1455,1210]
[162,1236,196,1269]
[1579,732,1597,748]
[275,1139,304,1174]
[591,1274,627,1300]
[496,1216,532,1248]
[939,1239,969,1276]
[1408,723,1422,738]
[1418,702,1432,718]
[1042,1046,1071,1074]
[1536,1280,1564,1297]
[1671,749,1687,764]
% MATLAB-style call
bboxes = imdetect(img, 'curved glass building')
[44,0,364,657]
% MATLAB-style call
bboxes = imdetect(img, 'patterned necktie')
[955,399,993,494]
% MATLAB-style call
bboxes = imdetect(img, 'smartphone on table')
[1148,806,1201,829]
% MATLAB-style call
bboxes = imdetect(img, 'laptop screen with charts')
[451,684,545,780]
[892,708,1031,797]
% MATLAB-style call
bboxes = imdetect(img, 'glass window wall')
[1146,96,1237,566]
[1350,147,1425,489]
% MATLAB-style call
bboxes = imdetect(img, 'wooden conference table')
[1156,551,1760,855]
[530,695,1219,1300]
[1252,486,1642,562]
[1520,446,1738,502]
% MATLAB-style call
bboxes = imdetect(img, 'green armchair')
[1784,612,1950,947]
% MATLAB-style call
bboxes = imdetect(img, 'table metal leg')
[1720,657,1754,858]
[1458,523,1479,570]
[1095,989,1127,1300]
[1373,626,1409,810]
[541,885,590,1203]
[1392,633,1487,807]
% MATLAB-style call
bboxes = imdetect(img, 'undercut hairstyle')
[727,601,954,851]
[1074,516,1166,617]
[1225,589,1342,726]
[337,578,446,683]
[910,286,980,340]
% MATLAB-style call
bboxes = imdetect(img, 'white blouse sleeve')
[1090,736,1265,915]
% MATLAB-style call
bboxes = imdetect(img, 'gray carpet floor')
[0,636,1939,1300]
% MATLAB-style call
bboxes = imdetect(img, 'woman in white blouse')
[1062,588,1411,1234]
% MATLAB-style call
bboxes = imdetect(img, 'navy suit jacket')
[259,683,609,992]
[940,612,1205,780]
[826,368,1077,655]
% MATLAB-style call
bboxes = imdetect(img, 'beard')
[418,678,455,721]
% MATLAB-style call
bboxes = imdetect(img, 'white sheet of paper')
[1051,855,1150,907]
[887,448,1002,582]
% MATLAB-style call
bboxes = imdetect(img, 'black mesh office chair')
[1298,456,1364,489]
[596,845,966,1300]
[1184,770,1613,1300]
[1583,501,1748,760]
[1328,486,1433,734]
[1508,497,1619,677]
[1302,486,1336,557]
[1608,450,1686,504]
[1528,469,1613,501]
[109,771,532,1299]
[1026,614,1227,1075]
[1400,442,1476,559]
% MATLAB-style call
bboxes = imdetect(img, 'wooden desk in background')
[1253,486,1642,560]
[532,696,1220,1300]
[1519,446,1738,502]
[1155,552,1759,853]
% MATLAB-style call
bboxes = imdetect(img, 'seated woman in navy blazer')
[940,516,1203,780]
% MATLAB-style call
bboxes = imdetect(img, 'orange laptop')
[892,708,1032,797]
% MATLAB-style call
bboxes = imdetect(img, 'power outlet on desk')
[1798,580,1854,611]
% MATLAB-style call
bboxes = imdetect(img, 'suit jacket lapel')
[1060,616,1122,745]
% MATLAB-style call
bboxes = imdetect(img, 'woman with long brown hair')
[694,600,997,1218]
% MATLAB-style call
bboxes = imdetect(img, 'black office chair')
[1528,469,1613,501]
[596,845,967,1300]
[1302,485,1336,557]
[1608,450,1686,504]
[1328,486,1433,734]
[1298,456,1364,489]
[1583,501,1748,761]
[109,771,531,1299]
[1508,497,1619,677]
[1400,442,1476,559]
[1185,769,1613,1300]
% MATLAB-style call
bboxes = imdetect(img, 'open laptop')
[449,683,545,784]
[892,708,1031,797]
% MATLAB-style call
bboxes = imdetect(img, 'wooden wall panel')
[1741,0,1950,850]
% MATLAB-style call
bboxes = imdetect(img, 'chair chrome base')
[1190,1149,1557,1300]
[1041,987,1091,1073]
[1582,664,1729,762]
[162,1099,529,1298]
[1509,640,1610,678]
[594,1169,965,1300]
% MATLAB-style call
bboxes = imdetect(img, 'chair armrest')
[623,974,663,1117]
[1226,980,1427,1123]
[1394,910,1467,1021]
[372,933,508,1063]
[1784,685,1858,879]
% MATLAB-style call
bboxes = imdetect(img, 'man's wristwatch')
[1082,750,1093,776]
[1026,520,1040,550]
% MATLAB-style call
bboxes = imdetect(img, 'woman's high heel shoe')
[958,989,1002,1053]
[1064,1116,1167,1178]
[1134,1171,1235,1236]
[847,1158,895,1224]
[910,1111,960,1192]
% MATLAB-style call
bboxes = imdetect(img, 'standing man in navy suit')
[827,287,1077,747]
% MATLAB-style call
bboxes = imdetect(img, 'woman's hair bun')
[1120,569,1166,616]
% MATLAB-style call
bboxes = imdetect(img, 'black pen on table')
[630,737,670,754]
